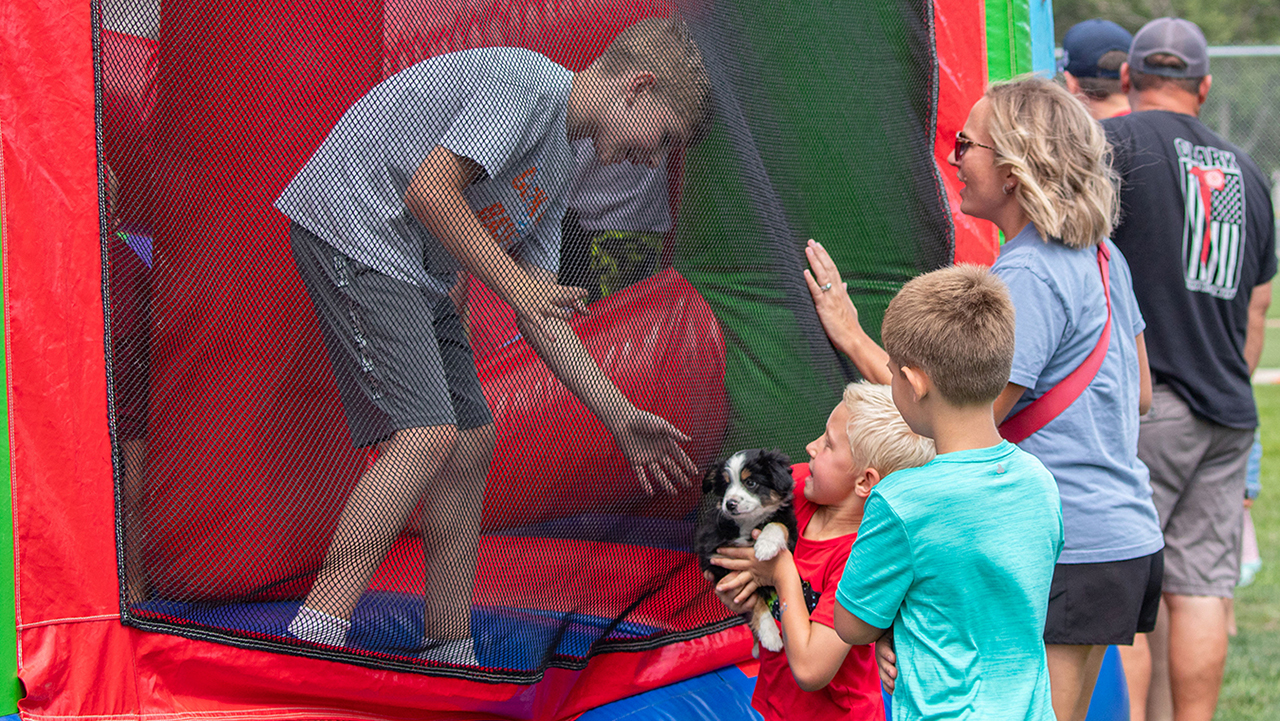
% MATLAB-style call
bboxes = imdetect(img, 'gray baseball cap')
[1129,17,1209,77]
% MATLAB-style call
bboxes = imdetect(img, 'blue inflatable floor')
[136,591,660,671]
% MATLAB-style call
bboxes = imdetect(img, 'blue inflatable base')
[581,645,1131,721]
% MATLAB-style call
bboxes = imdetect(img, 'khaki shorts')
[1138,384,1253,597]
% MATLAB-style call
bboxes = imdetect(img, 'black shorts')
[1043,549,1163,646]
[289,222,492,448]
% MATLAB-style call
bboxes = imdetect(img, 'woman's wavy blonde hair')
[985,76,1120,249]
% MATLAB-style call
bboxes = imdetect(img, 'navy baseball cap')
[1061,19,1133,79]
[1129,17,1210,78]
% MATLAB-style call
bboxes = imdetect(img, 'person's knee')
[389,424,460,463]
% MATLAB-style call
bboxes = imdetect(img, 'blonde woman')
[805,77,1163,721]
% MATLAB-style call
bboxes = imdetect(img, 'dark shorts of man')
[1043,549,1164,646]
[1139,383,1254,598]
[289,222,492,448]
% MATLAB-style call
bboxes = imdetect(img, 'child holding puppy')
[833,265,1063,719]
[711,382,935,720]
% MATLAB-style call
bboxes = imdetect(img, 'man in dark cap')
[1060,18,1133,119]
[1103,16,1275,721]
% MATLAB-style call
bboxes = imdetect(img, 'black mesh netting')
[99,0,951,681]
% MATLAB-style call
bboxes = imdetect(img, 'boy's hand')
[609,409,697,495]
[876,631,898,693]
[703,569,758,612]
[511,281,590,346]
[710,540,791,588]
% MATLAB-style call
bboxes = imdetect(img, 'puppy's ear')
[701,461,721,493]
[763,449,794,494]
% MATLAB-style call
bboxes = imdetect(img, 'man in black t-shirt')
[1103,18,1276,721]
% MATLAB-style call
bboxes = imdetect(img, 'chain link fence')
[1201,47,1280,226]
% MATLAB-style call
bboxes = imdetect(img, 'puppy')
[695,448,797,654]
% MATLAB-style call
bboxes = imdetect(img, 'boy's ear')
[854,467,881,499]
[625,72,657,101]
[901,365,930,402]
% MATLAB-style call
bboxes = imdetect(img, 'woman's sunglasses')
[954,131,996,160]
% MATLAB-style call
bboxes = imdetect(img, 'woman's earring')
[1003,184,1014,195]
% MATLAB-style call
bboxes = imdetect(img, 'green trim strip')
[985,0,1035,81]
[0,197,23,712]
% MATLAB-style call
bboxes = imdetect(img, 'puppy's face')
[709,449,793,525]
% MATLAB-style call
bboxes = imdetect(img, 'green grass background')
[1218,297,1280,719]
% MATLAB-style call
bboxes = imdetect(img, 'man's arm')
[1245,282,1272,375]
[515,263,697,494]
[833,603,888,647]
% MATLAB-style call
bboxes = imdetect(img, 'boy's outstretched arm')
[833,602,887,647]
[405,145,696,493]
[517,263,697,495]
[406,145,588,347]
[713,545,854,692]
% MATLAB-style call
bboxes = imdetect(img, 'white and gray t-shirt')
[276,47,574,298]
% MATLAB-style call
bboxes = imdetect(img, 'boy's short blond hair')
[882,264,1015,406]
[593,15,713,146]
[842,382,936,476]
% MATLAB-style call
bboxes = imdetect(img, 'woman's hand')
[803,239,892,384]
[804,239,860,351]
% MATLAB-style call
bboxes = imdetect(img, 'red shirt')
[751,464,885,721]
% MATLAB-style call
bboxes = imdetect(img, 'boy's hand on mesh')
[611,410,697,495]
[512,282,589,345]
[704,569,758,613]
[876,631,898,692]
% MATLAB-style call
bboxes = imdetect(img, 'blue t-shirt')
[992,225,1164,564]
[276,47,573,298]
[836,442,1062,721]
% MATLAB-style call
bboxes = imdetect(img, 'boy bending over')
[275,16,712,663]
[711,382,936,720]
[834,265,1063,719]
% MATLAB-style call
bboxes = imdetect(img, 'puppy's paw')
[754,522,788,561]
[757,612,784,653]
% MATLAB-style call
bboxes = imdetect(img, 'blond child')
[711,382,935,720]
[833,265,1063,719]
[276,16,712,662]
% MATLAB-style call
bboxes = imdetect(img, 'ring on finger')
[820,282,833,292]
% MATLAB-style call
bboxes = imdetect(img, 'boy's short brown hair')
[593,15,713,146]
[842,382,936,476]
[881,264,1015,406]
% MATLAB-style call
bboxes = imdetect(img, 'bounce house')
[0,0,1131,718]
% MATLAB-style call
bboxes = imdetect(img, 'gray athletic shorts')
[1138,383,1253,598]
[289,222,492,448]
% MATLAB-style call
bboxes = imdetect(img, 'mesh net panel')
[100,0,950,681]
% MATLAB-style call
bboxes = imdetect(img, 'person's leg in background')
[1145,409,1252,721]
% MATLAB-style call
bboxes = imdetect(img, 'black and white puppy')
[695,448,797,653]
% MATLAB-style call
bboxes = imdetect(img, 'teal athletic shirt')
[836,441,1063,720]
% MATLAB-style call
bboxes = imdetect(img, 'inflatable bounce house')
[0,0,1132,717]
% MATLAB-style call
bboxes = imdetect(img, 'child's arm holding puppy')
[713,544,853,692]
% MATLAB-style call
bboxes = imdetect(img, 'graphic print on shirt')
[469,166,548,250]
[1175,138,1247,300]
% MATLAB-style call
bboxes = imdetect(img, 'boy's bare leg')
[301,425,458,625]
[418,423,494,640]
[1119,635,1152,721]
[1046,644,1108,721]
[1166,593,1229,721]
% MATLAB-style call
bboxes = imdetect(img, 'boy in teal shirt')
[834,265,1063,719]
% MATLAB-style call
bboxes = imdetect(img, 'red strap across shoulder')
[999,244,1112,444]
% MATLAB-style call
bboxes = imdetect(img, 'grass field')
[1216,383,1280,720]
